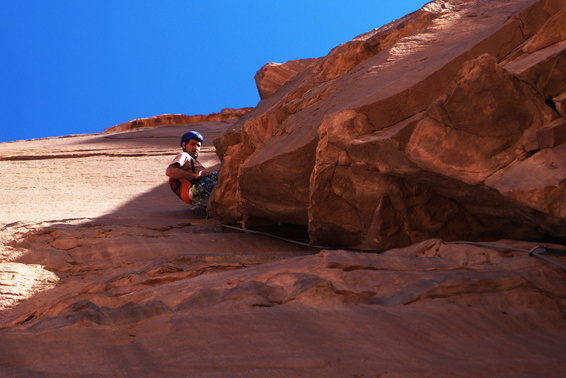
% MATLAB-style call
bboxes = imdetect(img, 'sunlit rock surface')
[1,0,566,376]
[255,58,319,100]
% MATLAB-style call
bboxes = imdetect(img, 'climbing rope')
[221,224,384,253]
[221,225,566,270]
[449,241,566,271]
[221,224,327,249]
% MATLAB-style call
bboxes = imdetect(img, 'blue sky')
[0,1,426,143]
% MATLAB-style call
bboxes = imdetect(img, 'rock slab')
[209,0,566,250]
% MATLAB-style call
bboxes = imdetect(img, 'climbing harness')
[192,172,218,198]
[449,241,566,271]
[189,173,218,218]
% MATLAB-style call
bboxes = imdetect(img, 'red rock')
[104,108,253,133]
[522,6,566,53]
[537,118,566,148]
[555,92,566,116]
[405,53,555,182]
[209,0,566,250]
[2,1,566,375]
[254,59,318,100]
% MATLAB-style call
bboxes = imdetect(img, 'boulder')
[209,0,566,250]
[254,58,318,100]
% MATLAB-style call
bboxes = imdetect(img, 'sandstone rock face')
[209,0,566,250]
[1,96,565,378]
[105,108,253,133]
[255,58,319,100]
[2,2,566,376]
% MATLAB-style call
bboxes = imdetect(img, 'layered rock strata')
[105,107,253,133]
[1,2,566,375]
[209,0,566,250]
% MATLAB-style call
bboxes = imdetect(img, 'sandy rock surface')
[1,122,565,376]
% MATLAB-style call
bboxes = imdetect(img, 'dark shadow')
[93,181,204,227]
[93,181,311,245]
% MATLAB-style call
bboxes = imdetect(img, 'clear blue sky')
[0,1,426,143]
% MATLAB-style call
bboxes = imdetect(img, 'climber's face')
[183,139,202,159]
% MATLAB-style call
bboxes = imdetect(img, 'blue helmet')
[180,131,204,146]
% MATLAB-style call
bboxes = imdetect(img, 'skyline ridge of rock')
[104,107,253,133]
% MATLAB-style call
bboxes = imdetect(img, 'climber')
[166,131,217,211]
